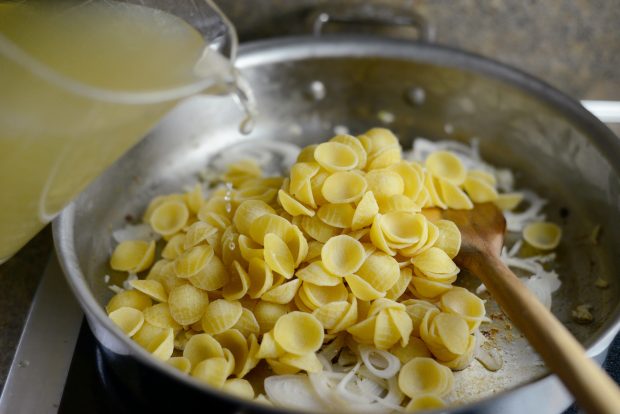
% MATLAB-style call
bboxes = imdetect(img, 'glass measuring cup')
[0,0,241,264]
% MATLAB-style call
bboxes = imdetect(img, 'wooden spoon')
[440,202,620,414]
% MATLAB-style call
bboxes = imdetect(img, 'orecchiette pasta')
[104,127,547,409]
[110,240,155,273]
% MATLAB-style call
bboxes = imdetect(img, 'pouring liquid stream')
[0,1,255,264]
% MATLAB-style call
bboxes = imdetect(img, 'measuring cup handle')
[308,4,436,42]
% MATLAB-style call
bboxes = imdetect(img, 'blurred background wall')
[218,0,619,101]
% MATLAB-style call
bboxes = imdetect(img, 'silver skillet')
[54,5,620,414]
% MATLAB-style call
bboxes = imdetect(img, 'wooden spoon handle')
[470,252,620,414]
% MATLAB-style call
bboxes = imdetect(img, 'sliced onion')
[504,190,547,232]
[522,277,553,309]
[408,137,494,174]
[122,273,138,290]
[356,377,385,398]
[373,377,406,411]
[359,346,401,379]
[308,371,346,409]
[336,363,376,405]
[476,347,503,372]
[507,239,523,257]
[113,223,160,243]
[357,365,385,384]
[319,336,345,362]
[317,353,333,372]
[264,375,326,411]
[503,256,543,274]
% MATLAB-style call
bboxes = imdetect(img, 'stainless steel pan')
[54,8,620,413]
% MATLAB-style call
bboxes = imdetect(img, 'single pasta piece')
[398,357,454,398]
[279,352,323,373]
[202,299,243,335]
[174,245,214,279]
[149,199,190,236]
[296,145,317,163]
[161,234,186,260]
[365,169,404,199]
[133,321,167,349]
[438,179,473,210]
[390,337,431,364]
[463,175,498,203]
[330,134,367,169]
[110,240,155,273]
[167,357,191,374]
[249,214,293,245]
[300,282,348,309]
[289,162,320,195]
[222,261,250,301]
[129,279,167,303]
[432,220,461,259]
[296,261,341,286]
[168,284,209,325]
[439,287,486,332]
[263,233,295,278]
[345,274,385,301]
[321,171,367,204]
[233,200,275,236]
[183,333,224,366]
[278,190,315,217]
[314,141,358,172]
[380,212,426,245]
[312,301,350,330]
[494,192,523,210]
[253,301,290,333]
[106,290,152,314]
[143,303,181,331]
[321,235,365,276]
[425,151,466,185]
[108,307,144,337]
[147,327,174,361]
[413,247,458,276]
[222,378,255,399]
[233,308,260,337]
[192,357,230,388]
[214,329,249,377]
[351,191,379,230]
[247,258,274,299]
[273,311,324,355]
[261,279,302,304]
[317,203,355,228]
[523,221,562,250]
[357,251,400,292]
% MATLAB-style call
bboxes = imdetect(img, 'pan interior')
[63,38,620,406]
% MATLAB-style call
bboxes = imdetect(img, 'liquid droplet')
[239,116,255,135]
[333,125,349,135]
[230,71,258,135]
[377,110,395,124]
[307,80,326,101]
[224,182,233,213]
[405,87,426,106]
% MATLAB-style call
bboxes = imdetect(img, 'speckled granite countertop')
[1,0,619,395]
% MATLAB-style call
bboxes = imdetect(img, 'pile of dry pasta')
[104,128,557,412]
